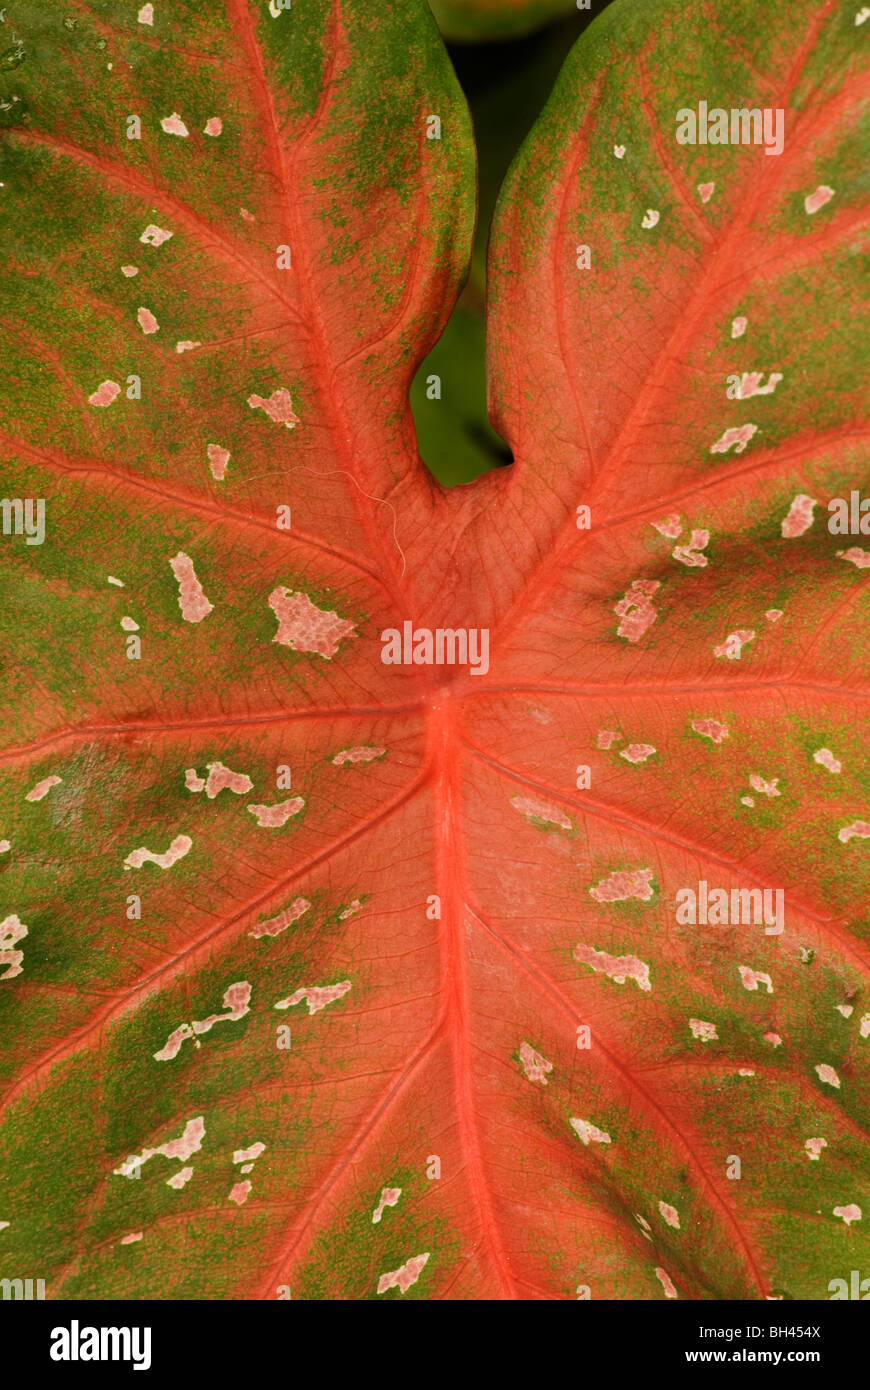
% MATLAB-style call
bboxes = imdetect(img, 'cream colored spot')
[833,1204,861,1225]
[815,1063,840,1088]
[689,1018,718,1042]
[570,1117,612,1145]
[140,224,173,247]
[519,1041,553,1085]
[160,112,189,137]
[655,1267,678,1298]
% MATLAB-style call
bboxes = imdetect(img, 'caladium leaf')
[1,0,868,1303]
[430,0,579,43]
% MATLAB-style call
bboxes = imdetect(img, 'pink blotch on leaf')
[114,1116,205,1177]
[240,208,255,222]
[153,984,251,1061]
[203,761,253,799]
[160,112,189,137]
[268,587,355,658]
[247,388,300,428]
[176,341,202,353]
[804,185,834,214]
[207,444,230,480]
[0,914,28,981]
[749,773,780,797]
[249,897,311,939]
[589,867,654,902]
[738,965,773,994]
[837,547,870,568]
[658,1201,680,1229]
[731,316,747,338]
[123,833,192,871]
[228,1181,252,1206]
[519,1041,553,1085]
[274,981,352,1015]
[166,1166,193,1190]
[169,552,213,623]
[511,794,572,831]
[651,513,682,539]
[247,798,305,828]
[736,371,782,399]
[614,578,660,642]
[655,1268,678,1299]
[697,181,714,203]
[763,1032,783,1047]
[153,1024,193,1062]
[710,424,757,454]
[573,943,651,992]
[372,1188,402,1224]
[765,609,783,622]
[672,528,709,566]
[692,718,729,743]
[140,224,173,247]
[204,117,223,137]
[815,1063,840,1088]
[838,820,870,845]
[689,1019,718,1041]
[569,1117,611,1145]
[121,265,138,277]
[137,307,159,335]
[192,982,251,1033]
[88,379,121,407]
[596,729,620,749]
[780,493,816,538]
[814,748,842,774]
[377,1253,429,1296]
[833,1204,861,1225]
[233,1142,265,1165]
[26,775,61,802]
[137,4,154,24]
[120,1231,143,1244]
[184,768,205,792]
[332,746,387,766]
[620,744,656,764]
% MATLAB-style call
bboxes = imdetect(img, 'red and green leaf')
[0,0,868,1300]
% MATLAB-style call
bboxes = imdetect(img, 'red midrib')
[226,0,419,627]
[433,696,519,1298]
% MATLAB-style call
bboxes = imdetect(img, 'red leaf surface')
[0,0,868,1300]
